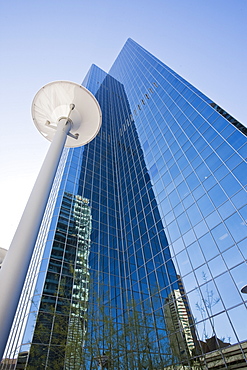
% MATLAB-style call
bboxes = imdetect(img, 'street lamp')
[241,285,247,294]
[0,81,102,360]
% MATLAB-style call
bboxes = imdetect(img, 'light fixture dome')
[32,80,102,147]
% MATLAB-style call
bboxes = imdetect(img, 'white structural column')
[0,120,72,360]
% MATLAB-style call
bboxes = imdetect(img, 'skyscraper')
[1,38,247,369]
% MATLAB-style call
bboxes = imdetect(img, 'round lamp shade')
[241,285,247,294]
[32,81,102,147]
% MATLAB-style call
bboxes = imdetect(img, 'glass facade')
[1,38,247,369]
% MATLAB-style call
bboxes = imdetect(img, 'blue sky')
[0,0,246,249]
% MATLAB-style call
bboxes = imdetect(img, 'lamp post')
[0,81,102,360]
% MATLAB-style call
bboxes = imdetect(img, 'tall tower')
[1,39,247,369]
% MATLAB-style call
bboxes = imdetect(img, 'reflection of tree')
[82,298,178,370]
[21,294,180,369]
[17,273,89,370]
[16,283,208,369]
[195,272,220,342]
[195,272,231,356]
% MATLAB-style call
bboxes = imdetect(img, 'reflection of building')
[164,275,201,364]
[1,39,247,368]
[65,196,91,369]
[203,340,247,369]
[165,286,197,361]
[7,193,91,369]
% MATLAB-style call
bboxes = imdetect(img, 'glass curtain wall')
[109,38,247,368]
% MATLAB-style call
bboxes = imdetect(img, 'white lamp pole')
[0,81,102,360]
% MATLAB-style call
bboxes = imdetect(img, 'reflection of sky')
[182,265,247,344]
[154,146,247,348]
[168,203,247,345]
[228,305,247,342]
